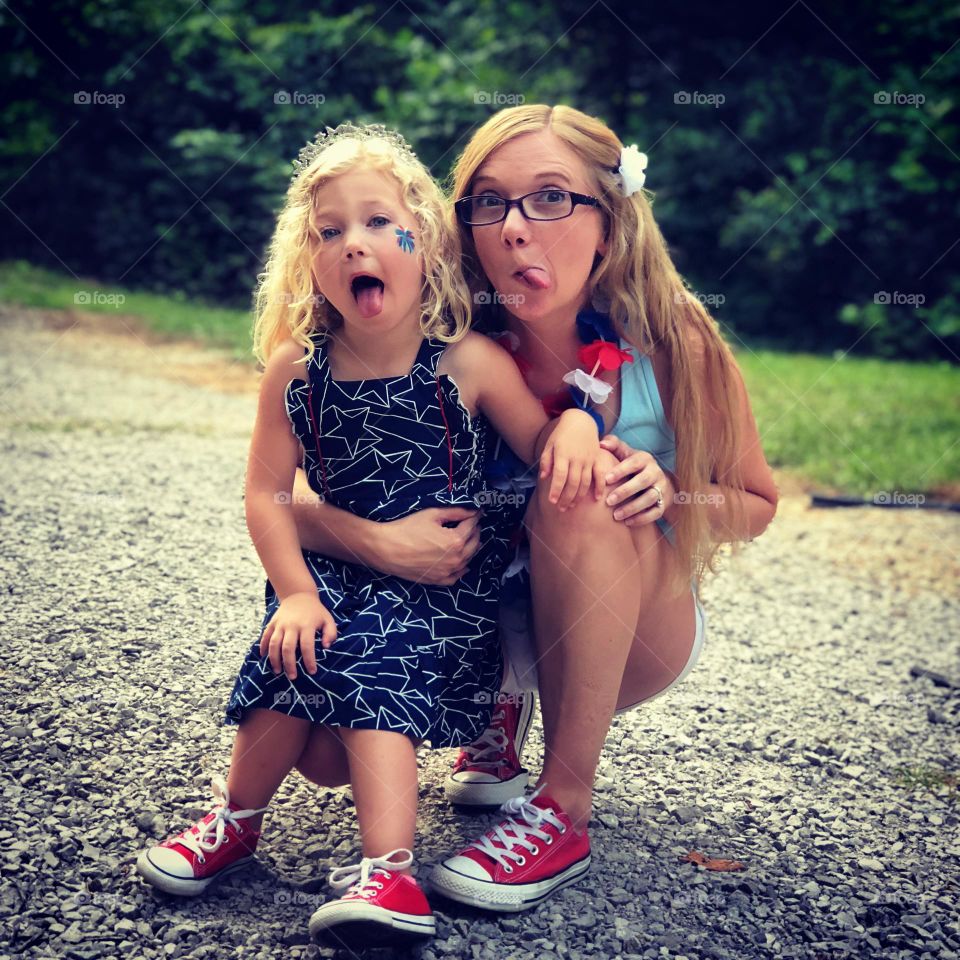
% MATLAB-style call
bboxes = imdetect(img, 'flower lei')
[493,307,634,436]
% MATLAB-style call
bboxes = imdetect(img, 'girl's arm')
[245,341,320,599]
[448,333,603,508]
[449,333,549,465]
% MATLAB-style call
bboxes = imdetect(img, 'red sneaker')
[429,784,591,912]
[446,691,537,806]
[135,775,269,896]
[308,848,436,947]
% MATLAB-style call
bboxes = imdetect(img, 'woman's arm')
[290,467,484,585]
[691,358,778,541]
[600,353,778,542]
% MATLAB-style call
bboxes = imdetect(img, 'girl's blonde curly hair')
[252,125,472,367]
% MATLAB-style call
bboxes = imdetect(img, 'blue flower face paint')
[395,227,415,254]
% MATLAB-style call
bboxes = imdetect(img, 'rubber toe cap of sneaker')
[450,771,501,784]
[439,855,494,880]
[143,847,195,880]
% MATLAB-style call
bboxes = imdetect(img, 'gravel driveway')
[1,306,957,960]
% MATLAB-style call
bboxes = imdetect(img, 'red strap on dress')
[305,387,332,500]
[435,373,454,493]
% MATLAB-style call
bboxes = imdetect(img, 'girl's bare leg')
[293,723,352,789]
[524,457,680,833]
[226,708,313,832]
[337,728,422,877]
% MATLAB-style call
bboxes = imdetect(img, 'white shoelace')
[459,710,509,770]
[176,774,270,863]
[470,783,565,871]
[328,848,414,899]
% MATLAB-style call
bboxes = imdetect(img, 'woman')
[288,104,779,911]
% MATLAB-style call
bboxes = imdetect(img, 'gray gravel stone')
[1,307,957,960]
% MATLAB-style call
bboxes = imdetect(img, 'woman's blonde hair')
[253,126,472,367]
[450,104,752,597]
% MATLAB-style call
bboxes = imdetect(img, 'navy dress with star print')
[224,332,511,749]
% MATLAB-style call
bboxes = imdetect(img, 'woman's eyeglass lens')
[456,190,599,225]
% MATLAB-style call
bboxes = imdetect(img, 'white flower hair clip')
[613,144,648,197]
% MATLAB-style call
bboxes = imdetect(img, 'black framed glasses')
[455,189,600,226]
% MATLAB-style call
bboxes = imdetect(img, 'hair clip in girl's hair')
[612,144,648,197]
[290,122,420,182]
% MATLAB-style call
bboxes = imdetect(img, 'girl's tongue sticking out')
[351,275,385,318]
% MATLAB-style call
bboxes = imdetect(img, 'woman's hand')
[259,592,337,681]
[599,434,676,526]
[376,507,482,585]
[539,409,609,511]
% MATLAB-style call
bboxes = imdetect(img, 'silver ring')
[652,485,663,508]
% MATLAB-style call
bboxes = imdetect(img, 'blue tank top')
[612,337,677,542]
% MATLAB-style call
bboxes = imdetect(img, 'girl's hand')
[539,409,608,511]
[599,434,676,526]
[259,592,337,681]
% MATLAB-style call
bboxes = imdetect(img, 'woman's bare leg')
[227,708,313,831]
[615,583,698,709]
[525,461,678,832]
[337,729,423,876]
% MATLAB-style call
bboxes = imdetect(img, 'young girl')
[134,123,603,946]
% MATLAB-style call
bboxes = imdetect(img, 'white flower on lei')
[562,368,613,405]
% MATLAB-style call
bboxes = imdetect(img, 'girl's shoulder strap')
[411,334,445,381]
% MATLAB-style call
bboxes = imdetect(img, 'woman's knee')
[294,725,350,788]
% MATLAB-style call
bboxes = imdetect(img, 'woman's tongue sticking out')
[516,266,550,290]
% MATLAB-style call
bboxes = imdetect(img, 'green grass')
[737,347,959,499]
[2,260,957,499]
[0,259,253,359]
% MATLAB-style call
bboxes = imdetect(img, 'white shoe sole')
[445,771,530,806]
[135,849,255,897]
[445,692,538,807]
[428,851,591,912]
[308,901,436,947]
